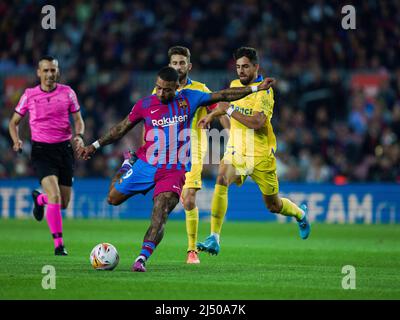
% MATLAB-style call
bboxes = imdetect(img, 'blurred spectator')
[306,154,332,183]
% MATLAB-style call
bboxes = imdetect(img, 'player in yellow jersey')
[196,47,310,255]
[115,46,229,263]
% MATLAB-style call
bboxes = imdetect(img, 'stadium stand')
[0,0,399,183]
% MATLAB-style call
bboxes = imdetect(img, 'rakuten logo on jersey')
[152,114,188,127]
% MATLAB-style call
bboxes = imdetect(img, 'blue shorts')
[114,158,186,198]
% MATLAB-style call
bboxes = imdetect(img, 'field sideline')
[0,219,399,299]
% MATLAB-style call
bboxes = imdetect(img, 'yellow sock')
[280,198,304,220]
[185,207,199,252]
[211,184,228,235]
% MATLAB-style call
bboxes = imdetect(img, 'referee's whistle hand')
[73,137,84,150]
[13,140,23,153]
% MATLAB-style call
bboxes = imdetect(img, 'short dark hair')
[158,66,179,82]
[233,47,259,65]
[168,46,191,62]
[38,55,58,66]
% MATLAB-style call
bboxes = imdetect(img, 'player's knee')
[107,195,121,206]
[182,193,196,211]
[183,198,195,211]
[216,174,228,186]
[155,192,178,215]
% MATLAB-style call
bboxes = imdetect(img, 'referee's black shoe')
[55,245,68,256]
[31,190,44,221]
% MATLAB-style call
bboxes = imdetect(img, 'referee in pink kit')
[8,56,85,255]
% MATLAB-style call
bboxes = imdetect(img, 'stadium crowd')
[0,0,399,183]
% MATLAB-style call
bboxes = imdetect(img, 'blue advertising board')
[0,179,399,223]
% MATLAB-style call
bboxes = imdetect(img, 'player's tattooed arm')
[230,111,267,130]
[98,116,134,146]
[198,103,229,128]
[209,86,252,103]
[206,77,276,104]
[77,116,134,160]
[198,78,275,129]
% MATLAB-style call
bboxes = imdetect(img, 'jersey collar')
[252,75,263,83]
[39,84,58,93]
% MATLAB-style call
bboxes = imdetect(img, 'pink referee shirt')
[14,84,81,143]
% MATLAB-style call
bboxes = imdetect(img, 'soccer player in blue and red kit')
[78,67,275,272]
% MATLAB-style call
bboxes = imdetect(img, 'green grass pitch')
[0,219,399,299]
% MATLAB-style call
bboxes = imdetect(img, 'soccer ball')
[90,243,119,270]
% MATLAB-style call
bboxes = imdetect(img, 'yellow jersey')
[227,75,276,157]
[152,78,211,164]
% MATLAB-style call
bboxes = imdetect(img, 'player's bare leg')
[107,185,132,206]
[262,193,283,214]
[182,188,200,264]
[132,192,179,272]
[263,193,310,239]
[144,192,179,243]
[109,171,124,195]
[197,161,240,255]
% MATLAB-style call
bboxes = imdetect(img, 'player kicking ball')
[113,46,230,264]
[197,47,310,256]
[78,66,275,272]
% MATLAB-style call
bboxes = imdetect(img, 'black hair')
[38,55,58,66]
[157,66,179,82]
[233,47,259,65]
[168,46,191,62]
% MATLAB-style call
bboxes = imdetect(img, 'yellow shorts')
[222,151,279,196]
[183,163,203,190]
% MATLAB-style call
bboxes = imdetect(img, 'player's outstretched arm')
[230,110,267,130]
[198,77,273,129]
[198,105,266,130]
[198,104,229,128]
[206,77,276,105]
[77,116,134,160]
